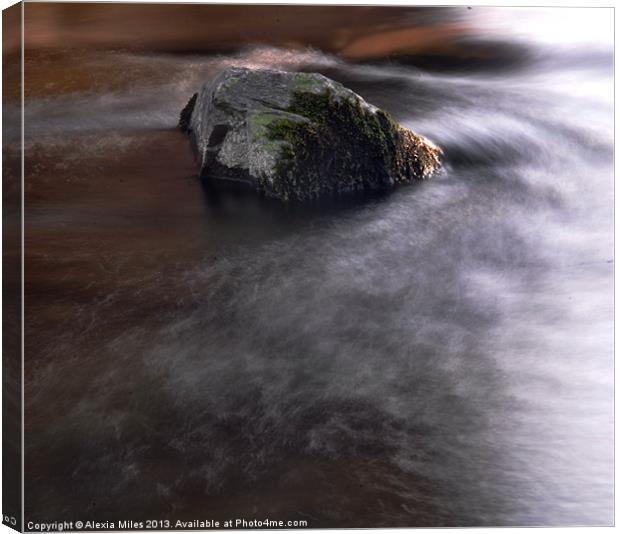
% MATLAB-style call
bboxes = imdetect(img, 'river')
[13,6,613,527]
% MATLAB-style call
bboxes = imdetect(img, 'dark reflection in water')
[14,5,613,528]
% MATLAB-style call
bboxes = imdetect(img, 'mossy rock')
[181,67,440,201]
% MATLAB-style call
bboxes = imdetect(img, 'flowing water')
[15,7,613,527]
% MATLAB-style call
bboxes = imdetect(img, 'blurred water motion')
[11,5,613,527]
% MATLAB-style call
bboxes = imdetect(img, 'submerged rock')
[180,67,440,201]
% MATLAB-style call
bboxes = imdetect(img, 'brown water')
[9,5,613,528]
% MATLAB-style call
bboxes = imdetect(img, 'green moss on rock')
[259,88,435,201]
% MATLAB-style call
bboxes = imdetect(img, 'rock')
[178,93,197,133]
[180,67,440,201]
